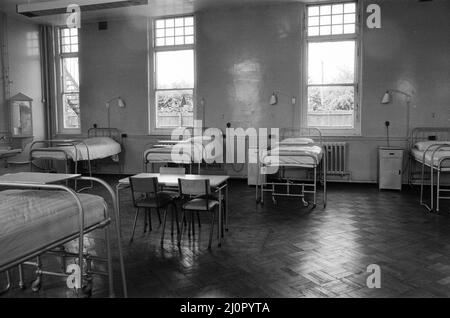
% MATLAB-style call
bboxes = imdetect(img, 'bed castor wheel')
[31,277,41,292]
[272,197,277,205]
[19,281,26,290]
[302,198,309,207]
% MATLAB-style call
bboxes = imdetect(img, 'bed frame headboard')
[278,127,323,145]
[88,127,122,144]
[410,127,450,149]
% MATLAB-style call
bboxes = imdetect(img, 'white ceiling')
[0,0,326,25]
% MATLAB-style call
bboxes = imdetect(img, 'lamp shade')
[269,92,278,105]
[117,97,125,108]
[381,91,391,104]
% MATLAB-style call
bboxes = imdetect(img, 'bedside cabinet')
[378,147,404,190]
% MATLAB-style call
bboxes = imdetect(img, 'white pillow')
[415,141,450,151]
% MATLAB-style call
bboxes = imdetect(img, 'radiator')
[323,142,348,175]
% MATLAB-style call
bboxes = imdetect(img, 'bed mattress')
[144,138,223,163]
[262,144,323,167]
[411,148,450,168]
[0,189,106,268]
[31,137,121,161]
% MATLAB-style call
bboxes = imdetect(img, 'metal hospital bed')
[29,128,123,190]
[409,127,450,212]
[143,135,223,174]
[256,128,327,209]
[0,172,127,297]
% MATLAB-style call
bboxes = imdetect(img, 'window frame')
[54,27,81,135]
[302,1,362,136]
[149,15,196,135]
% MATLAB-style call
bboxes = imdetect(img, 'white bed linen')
[0,189,105,267]
[262,144,323,166]
[411,148,450,168]
[31,137,121,161]
[144,137,223,163]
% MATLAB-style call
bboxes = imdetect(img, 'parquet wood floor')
[3,177,450,298]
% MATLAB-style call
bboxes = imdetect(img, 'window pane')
[185,26,194,35]
[320,15,331,25]
[344,24,356,34]
[156,38,165,46]
[156,29,165,37]
[308,16,319,26]
[332,25,343,35]
[308,26,319,36]
[332,4,343,14]
[62,57,79,92]
[62,93,80,129]
[175,27,184,36]
[184,16,194,26]
[344,13,356,24]
[308,41,355,85]
[185,36,194,44]
[165,19,174,28]
[320,5,331,15]
[307,86,354,128]
[156,50,194,89]
[156,90,194,128]
[319,25,331,35]
[165,37,175,46]
[155,19,165,28]
[175,18,184,27]
[332,14,343,25]
[175,36,184,45]
[344,2,356,13]
[308,6,320,16]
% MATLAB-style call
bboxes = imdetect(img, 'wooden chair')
[129,177,179,245]
[178,178,219,249]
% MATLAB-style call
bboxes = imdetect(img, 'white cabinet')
[378,147,404,190]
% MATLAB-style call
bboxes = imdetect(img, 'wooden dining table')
[116,173,230,246]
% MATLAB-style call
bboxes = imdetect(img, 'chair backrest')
[178,178,210,197]
[160,167,186,175]
[129,177,159,205]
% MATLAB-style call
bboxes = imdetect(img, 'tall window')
[305,2,360,134]
[152,16,195,131]
[56,27,80,133]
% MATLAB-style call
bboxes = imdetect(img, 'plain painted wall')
[78,0,450,180]
[0,14,45,148]
[6,16,45,141]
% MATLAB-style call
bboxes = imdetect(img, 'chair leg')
[197,211,201,228]
[130,208,140,243]
[178,209,187,246]
[170,208,174,236]
[161,208,168,246]
[208,209,216,249]
[143,209,148,234]
[187,211,191,238]
[148,208,152,231]
[174,203,180,234]
[191,211,195,237]
[156,208,162,226]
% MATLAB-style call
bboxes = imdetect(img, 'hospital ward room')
[1,0,450,303]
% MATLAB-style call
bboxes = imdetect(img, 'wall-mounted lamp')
[381,89,412,138]
[105,96,126,129]
[269,91,296,106]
